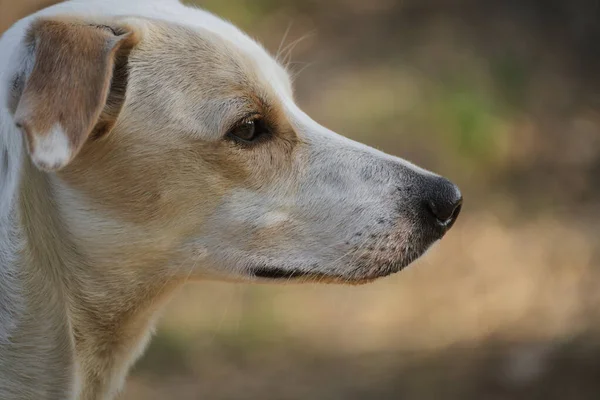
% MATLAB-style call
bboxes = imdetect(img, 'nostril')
[446,198,462,230]
[450,199,462,221]
[427,196,462,223]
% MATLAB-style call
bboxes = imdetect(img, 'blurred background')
[2,0,600,398]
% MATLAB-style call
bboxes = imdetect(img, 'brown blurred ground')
[0,0,58,32]
[2,1,600,399]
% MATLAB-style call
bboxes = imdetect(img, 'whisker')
[290,62,315,82]
[153,250,195,298]
[279,31,315,68]
[207,283,237,345]
[276,21,294,62]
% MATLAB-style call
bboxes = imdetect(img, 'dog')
[0,0,462,398]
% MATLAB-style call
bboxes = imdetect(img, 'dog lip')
[252,267,310,279]
[250,259,412,283]
[250,266,376,284]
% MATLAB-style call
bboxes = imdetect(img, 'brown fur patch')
[14,17,138,170]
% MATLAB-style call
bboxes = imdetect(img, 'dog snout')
[421,176,462,231]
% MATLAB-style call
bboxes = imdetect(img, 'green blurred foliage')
[432,78,505,162]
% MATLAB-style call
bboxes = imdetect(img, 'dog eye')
[227,117,269,143]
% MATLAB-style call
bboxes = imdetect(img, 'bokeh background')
[2,0,600,398]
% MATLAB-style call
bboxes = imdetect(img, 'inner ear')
[90,37,134,141]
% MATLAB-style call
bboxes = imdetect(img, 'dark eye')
[227,117,269,143]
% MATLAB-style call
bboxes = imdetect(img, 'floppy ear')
[13,17,137,171]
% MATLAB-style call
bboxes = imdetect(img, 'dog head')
[8,6,461,284]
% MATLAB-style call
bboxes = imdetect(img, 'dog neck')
[1,140,177,399]
[0,109,24,347]
[1,121,77,399]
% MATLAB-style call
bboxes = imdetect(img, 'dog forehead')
[118,20,286,140]
[143,2,292,97]
[163,18,292,99]
[157,3,292,92]
[130,12,294,131]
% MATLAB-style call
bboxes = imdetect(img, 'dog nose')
[423,177,462,229]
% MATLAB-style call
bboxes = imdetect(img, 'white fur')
[0,81,24,347]
[256,211,290,228]
[27,124,71,170]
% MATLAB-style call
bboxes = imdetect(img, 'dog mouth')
[249,256,418,285]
